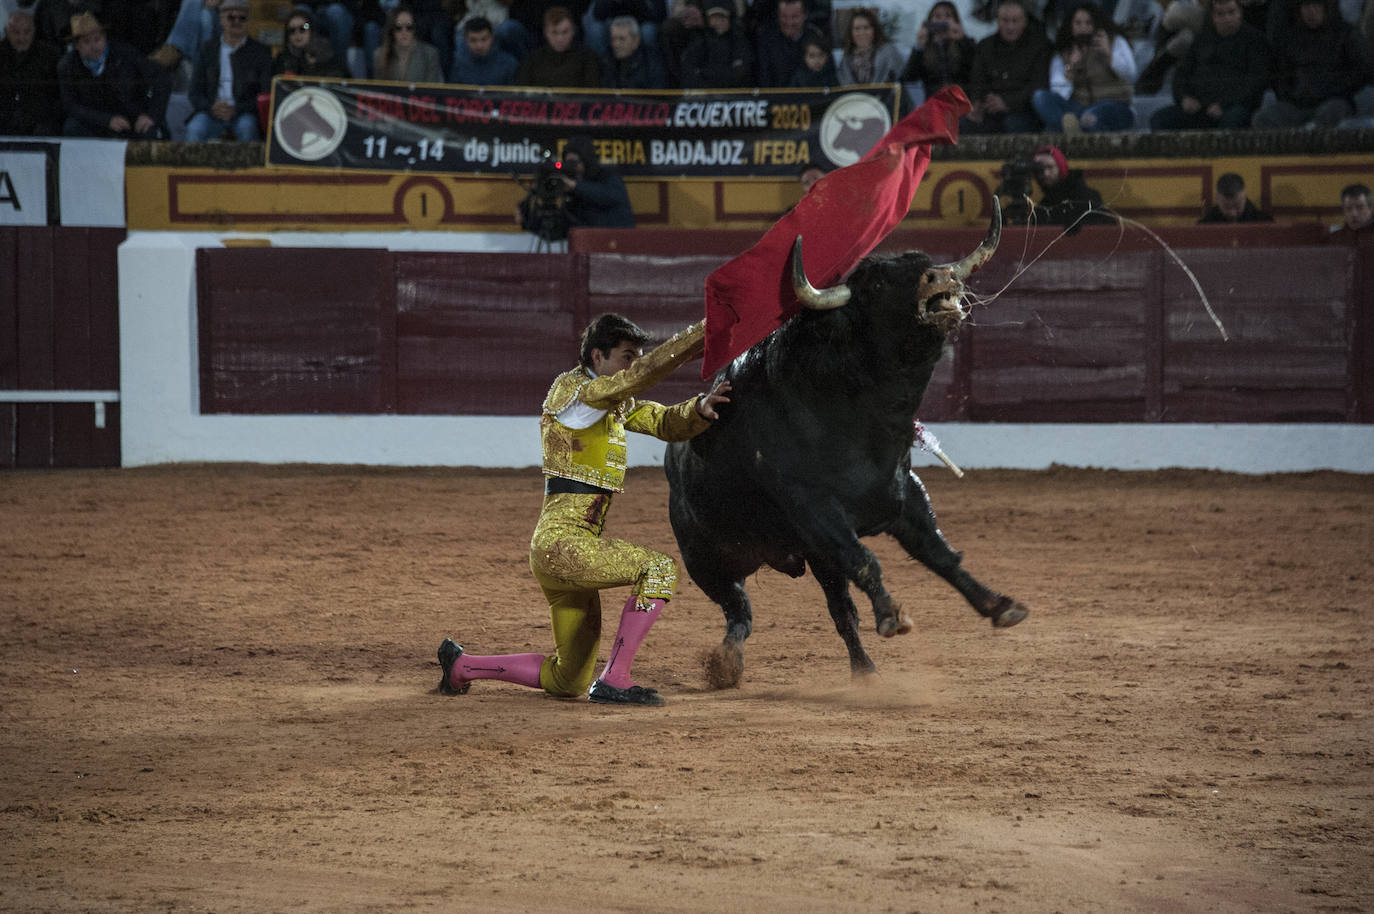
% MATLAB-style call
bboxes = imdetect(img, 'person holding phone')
[900,1,976,98]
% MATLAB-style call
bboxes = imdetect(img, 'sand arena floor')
[2,464,1371,913]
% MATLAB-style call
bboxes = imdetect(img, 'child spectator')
[789,31,836,86]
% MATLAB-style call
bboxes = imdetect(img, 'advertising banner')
[265,79,901,178]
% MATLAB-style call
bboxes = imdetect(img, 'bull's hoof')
[877,613,914,638]
[989,598,1029,628]
[702,640,744,690]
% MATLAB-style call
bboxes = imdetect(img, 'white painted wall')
[118,230,1374,473]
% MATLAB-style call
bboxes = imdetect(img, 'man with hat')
[57,10,170,137]
[1029,144,1113,230]
[185,0,271,142]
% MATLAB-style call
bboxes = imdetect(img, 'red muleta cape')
[701,86,970,379]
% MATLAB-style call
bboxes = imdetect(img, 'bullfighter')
[438,315,730,706]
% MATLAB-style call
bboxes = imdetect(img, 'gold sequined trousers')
[528,492,678,697]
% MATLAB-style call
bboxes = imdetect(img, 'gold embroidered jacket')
[540,321,709,493]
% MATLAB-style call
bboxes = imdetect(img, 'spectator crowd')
[4,0,1373,140]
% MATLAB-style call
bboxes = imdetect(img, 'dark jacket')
[1268,0,1368,107]
[680,25,753,89]
[515,44,603,88]
[1,38,64,135]
[1173,20,1270,110]
[272,38,348,78]
[901,35,976,94]
[1035,169,1112,228]
[968,27,1052,116]
[602,41,667,90]
[190,36,273,118]
[755,21,826,88]
[450,46,520,85]
[789,55,838,88]
[1198,200,1273,223]
[57,39,170,134]
[567,171,635,228]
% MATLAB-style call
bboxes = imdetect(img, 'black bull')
[665,205,1028,687]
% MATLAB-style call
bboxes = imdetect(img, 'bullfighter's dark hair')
[580,314,650,369]
[1216,172,1245,198]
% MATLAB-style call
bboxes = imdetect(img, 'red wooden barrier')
[0,226,124,469]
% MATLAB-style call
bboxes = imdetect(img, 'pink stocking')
[595,595,664,689]
[451,651,544,690]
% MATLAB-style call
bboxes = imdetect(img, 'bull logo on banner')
[273,87,349,162]
[818,93,892,168]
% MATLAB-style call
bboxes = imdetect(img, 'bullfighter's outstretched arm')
[579,321,704,410]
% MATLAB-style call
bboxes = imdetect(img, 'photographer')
[558,135,636,229]
[1028,144,1114,229]
[1032,2,1136,133]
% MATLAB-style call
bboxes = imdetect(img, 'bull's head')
[791,198,1002,334]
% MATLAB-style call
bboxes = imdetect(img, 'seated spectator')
[374,5,444,82]
[963,0,1051,134]
[583,0,667,59]
[499,0,592,61]
[789,31,836,86]
[1033,2,1136,133]
[291,0,355,76]
[1252,0,1368,129]
[601,14,666,88]
[450,0,510,75]
[1149,0,1268,130]
[450,15,520,83]
[1030,144,1114,228]
[798,161,826,194]
[561,134,635,228]
[658,0,704,87]
[837,7,904,85]
[514,4,602,87]
[1198,172,1273,222]
[755,0,825,88]
[273,8,347,77]
[58,11,171,138]
[1,10,63,135]
[185,0,271,141]
[901,2,976,98]
[34,0,157,54]
[746,0,831,43]
[679,3,752,88]
[1327,183,1373,239]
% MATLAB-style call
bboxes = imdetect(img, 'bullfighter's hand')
[696,380,732,420]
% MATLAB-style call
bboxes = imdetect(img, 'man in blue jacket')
[450,16,519,85]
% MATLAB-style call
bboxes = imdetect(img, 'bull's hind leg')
[889,472,1029,628]
[809,557,877,677]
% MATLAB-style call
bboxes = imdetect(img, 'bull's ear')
[941,196,1001,280]
[791,236,851,311]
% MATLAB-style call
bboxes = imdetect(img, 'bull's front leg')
[888,472,1029,628]
[778,493,913,640]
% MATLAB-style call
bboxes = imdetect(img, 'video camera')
[994,152,1037,225]
[517,151,571,243]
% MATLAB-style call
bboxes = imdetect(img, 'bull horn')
[942,197,1002,281]
[791,236,851,310]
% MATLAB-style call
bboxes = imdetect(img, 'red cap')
[1034,144,1068,177]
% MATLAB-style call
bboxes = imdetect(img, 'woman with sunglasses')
[373,5,443,82]
[272,7,348,76]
